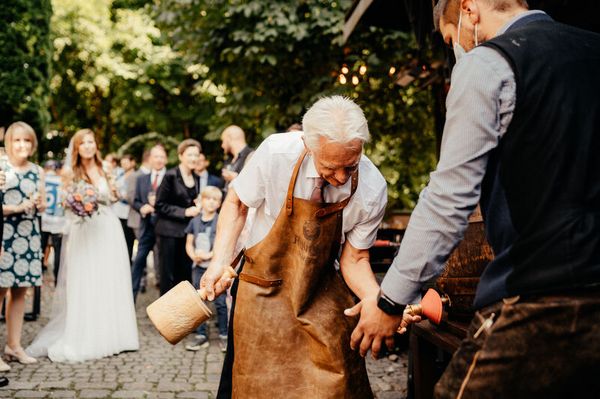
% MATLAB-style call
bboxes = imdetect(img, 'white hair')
[301,96,370,151]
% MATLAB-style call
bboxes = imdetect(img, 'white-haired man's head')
[302,96,370,151]
[301,96,369,187]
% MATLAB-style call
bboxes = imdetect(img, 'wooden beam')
[342,0,374,43]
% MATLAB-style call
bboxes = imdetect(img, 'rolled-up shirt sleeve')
[346,179,388,250]
[230,137,270,209]
[381,47,516,305]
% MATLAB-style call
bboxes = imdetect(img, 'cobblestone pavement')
[0,270,407,398]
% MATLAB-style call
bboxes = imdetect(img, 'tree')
[154,0,436,209]
[46,0,221,158]
[0,0,52,149]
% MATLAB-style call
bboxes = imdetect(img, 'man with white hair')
[201,96,391,398]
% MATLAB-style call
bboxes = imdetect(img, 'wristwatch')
[377,290,406,315]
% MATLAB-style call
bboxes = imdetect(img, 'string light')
[389,66,396,75]
[339,74,347,84]
[359,65,367,75]
[341,66,349,74]
[352,75,359,85]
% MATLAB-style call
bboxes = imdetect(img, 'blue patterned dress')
[0,162,43,287]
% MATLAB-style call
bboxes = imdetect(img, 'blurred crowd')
[0,121,260,372]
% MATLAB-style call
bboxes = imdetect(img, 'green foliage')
[0,0,52,143]
[154,0,351,141]
[154,0,436,209]
[47,0,220,159]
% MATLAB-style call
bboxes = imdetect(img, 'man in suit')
[126,149,151,239]
[130,144,167,301]
[196,152,224,193]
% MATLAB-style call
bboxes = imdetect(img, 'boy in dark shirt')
[184,186,228,351]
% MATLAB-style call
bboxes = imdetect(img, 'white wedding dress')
[27,178,139,362]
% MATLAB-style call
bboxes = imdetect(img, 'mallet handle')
[197,266,238,299]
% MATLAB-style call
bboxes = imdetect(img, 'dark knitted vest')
[475,17,600,307]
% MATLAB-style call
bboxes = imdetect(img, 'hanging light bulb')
[339,74,347,84]
[341,66,349,74]
[352,75,359,85]
[389,66,396,75]
[359,65,367,75]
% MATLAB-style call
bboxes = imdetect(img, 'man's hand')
[140,204,154,216]
[221,169,238,182]
[199,263,233,301]
[345,297,421,359]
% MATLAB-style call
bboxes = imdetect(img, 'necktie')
[152,173,159,191]
[310,177,326,203]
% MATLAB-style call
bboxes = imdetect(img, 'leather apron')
[231,150,373,398]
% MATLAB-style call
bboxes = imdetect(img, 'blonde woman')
[27,129,139,362]
[0,121,45,370]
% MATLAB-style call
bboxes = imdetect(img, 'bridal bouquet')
[65,181,99,218]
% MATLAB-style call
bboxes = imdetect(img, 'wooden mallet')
[146,266,238,344]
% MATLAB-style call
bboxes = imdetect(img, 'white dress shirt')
[231,131,388,249]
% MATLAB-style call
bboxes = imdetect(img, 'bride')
[27,129,139,362]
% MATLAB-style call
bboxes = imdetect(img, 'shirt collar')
[305,154,321,179]
[497,10,548,35]
[152,167,166,177]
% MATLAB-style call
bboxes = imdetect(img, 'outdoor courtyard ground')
[0,268,408,398]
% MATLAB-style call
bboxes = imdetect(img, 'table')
[408,319,469,399]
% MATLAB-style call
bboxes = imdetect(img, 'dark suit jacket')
[200,173,225,192]
[155,167,199,238]
[133,173,156,234]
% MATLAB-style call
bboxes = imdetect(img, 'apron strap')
[315,169,359,218]
[285,149,309,216]
[230,248,246,268]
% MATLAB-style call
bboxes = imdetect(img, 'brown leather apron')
[232,150,373,398]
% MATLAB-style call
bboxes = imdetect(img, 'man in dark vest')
[347,1,600,397]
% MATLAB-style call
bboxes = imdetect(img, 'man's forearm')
[211,188,248,268]
[340,243,380,300]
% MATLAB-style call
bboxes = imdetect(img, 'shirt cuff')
[380,267,423,305]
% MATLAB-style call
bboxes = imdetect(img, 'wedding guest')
[40,160,66,285]
[112,154,136,262]
[126,150,151,239]
[184,186,227,352]
[155,139,201,295]
[195,152,224,193]
[27,129,138,362]
[131,144,167,300]
[220,126,254,190]
[0,121,46,369]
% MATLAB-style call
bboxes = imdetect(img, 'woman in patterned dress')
[0,122,45,371]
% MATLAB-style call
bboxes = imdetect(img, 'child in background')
[184,186,227,352]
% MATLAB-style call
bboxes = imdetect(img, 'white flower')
[0,252,14,270]
[19,178,36,196]
[11,237,29,255]
[17,220,33,237]
[30,260,42,276]
[0,272,15,287]
[13,259,29,276]
[3,224,14,240]
[29,236,41,252]
[4,190,23,206]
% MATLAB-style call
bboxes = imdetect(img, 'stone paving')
[0,270,407,398]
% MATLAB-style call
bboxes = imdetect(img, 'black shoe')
[0,376,8,387]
